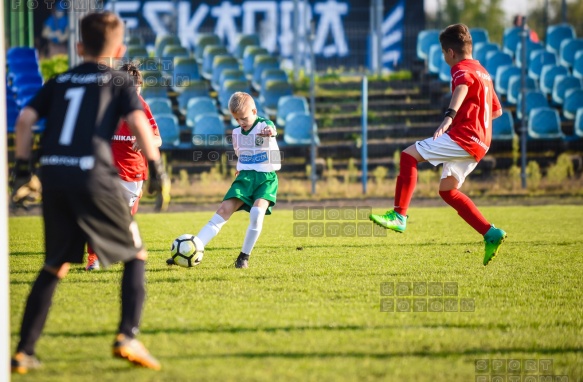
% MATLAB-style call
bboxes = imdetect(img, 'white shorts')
[415,134,478,188]
[119,180,143,208]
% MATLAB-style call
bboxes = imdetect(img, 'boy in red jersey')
[86,63,162,270]
[370,23,507,266]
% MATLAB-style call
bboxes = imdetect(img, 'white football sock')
[197,214,227,246]
[241,207,266,255]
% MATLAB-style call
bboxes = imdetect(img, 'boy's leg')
[198,198,243,245]
[236,200,269,268]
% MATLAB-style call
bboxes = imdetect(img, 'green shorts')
[223,170,278,215]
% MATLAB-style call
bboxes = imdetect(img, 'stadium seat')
[140,84,168,100]
[562,89,583,120]
[7,61,40,79]
[162,46,189,73]
[260,80,293,115]
[185,97,218,129]
[474,42,500,65]
[528,107,564,139]
[219,69,246,85]
[243,46,269,79]
[154,35,181,58]
[438,60,451,83]
[470,28,489,46]
[492,110,515,140]
[416,29,440,61]
[260,69,288,92]
[539,64,569,96]
[559,38,583,68]
[283,112,319,146]
[546,23,576,55]
[507,75,537,105]
[528,50,557,80]
[194,33,222,62]
[495,65,521,96]
[218,80,251,113]
[7,47,38,65]
[234,34,260,61]
[201,45,229,80]
[276,95,309,127]
[141,70,164,87]
[252,55,280,90]
[427,44,444,75]
[6,107,19,133]
[502,27,522,57]
[146,97,173,115]
[155,114,181,148]
[575,108,583,138]
[15,84,41,107]
[177,81,209,114]
[172,57,200,91]
[516,90,549,120]
[573,51,583,80]
[126,35,143,46]
[211,55,239,91]
[192,113,226,147]
[485,51,513,80]
[515,40,544,68]
[551,74,582,105]
[10,73,43,92]
[126,45,149,60]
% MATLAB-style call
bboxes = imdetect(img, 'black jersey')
[27,62,143,192]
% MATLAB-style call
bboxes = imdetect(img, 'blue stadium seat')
[515,40,544,68]
[259,80,293,115]
[495,65,521,96]
[201,45,229,80]
[162,46,189,72]
[185,97,218,129]
[218,80,251,114]
[574,51,583,80]
[474,42,499,65]
[283,112,319,146]
[528,107,564,139]
[177,81,209,114]
[211,55,239,91]
[492,110,515,140]
[145,97,172,115]
[252,55,279,90]
[260,69,288,92]
[438,60,451,83]
[277,95,309,127]
[171,57,200,91]
[559,38,583,68]
[125,45,149,60]
[192,113,226,147]
[154,35,181,59]
[126,35,143,46]
[516,90,549,120]
[575,108,583,138]
[243,46,268,79]
[7,47,38,65]
[427,44,443,75]
[219,69,246,84]
[194,33,222,63]
[6,107,19,133]
[507,75,537,105]
[141,85,168,100]
[551,74,582,105]
[141,70,164,87]
[540,64,569,96]
[502,27,522,57]
[15,84,41,107]
[416,29,440,61]
[234,34,260,61]
[7,61,40,79]
[528,50,557,80]
[470,28,489,46]
[546,23,576,55]
[156,113,181,148]
[562,89,583,120]
[485,51,513,79]
[10,73,43,92]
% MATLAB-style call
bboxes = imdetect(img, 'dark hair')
[119,62,143,86]
[439,23,472,55]
[80,12,122,57]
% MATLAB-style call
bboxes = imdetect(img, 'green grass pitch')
[9,205,583,381]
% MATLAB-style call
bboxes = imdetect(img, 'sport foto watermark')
[475,359,568,381]
[379,282,475,312]
[292,206,387,237]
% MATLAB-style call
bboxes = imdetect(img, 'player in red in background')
[370,23,507,266]
[86,63,162,270]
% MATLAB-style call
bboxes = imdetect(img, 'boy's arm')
[15,107,38,161]
[433,84,469,140]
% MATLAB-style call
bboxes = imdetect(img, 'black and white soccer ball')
[170,234,204,268]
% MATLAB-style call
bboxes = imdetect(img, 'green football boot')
[483,225,507,266]
[369,210,407,233]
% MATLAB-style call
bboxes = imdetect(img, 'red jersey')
[447,59,502,162]
[111,95,160,181]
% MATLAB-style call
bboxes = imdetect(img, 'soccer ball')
[170,234,204,268]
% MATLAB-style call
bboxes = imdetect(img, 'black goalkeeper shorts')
[42,190,143,268]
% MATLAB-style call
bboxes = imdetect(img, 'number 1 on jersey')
[59,87,86,145]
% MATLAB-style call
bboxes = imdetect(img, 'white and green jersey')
[232,117,281,172]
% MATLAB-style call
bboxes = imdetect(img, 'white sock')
[197,214,227,246]
[241,207,265,256]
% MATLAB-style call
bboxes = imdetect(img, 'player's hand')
[132,141,142,152]
[258,126,275,137]
[433,118,452,140]
[147,158,168,195]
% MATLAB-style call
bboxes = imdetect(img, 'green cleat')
[483,225,507,266]
[369,210,407,233]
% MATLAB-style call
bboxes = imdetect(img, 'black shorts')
[42,190,143,268]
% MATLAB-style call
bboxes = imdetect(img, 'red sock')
[439,189,491,235]
[130,197,140,216]
[394,152,418,215]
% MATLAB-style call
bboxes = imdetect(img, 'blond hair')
[228,92,255,114]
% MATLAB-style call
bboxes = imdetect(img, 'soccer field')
[9,205,583,382]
